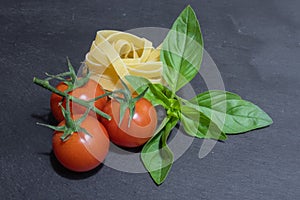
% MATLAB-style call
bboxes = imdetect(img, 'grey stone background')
[0,0,299,199]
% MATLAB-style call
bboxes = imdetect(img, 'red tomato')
[52,115,110,172]
[100,98,157,148]
[50,79,107,122]
[50,82,68,121]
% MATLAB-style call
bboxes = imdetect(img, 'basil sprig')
[161,5,203,93]
[126,5,273,185]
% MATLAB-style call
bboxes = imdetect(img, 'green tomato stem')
[44,71,72,81]
[33,77,111,120]
[64,96,77,130]
[67,57,77,82]
[88,92,113,102]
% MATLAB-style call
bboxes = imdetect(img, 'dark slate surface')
[1,0,299,199]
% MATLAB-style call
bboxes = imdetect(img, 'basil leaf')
[125,75,163,107]
[161,5,203,92]
[190,90,273,134]
[190,90,242,106]
[141,117,178,185]
[125,75,151,91]
[180,104,227,140]
[126,75,176,109]
[149,84,174,99]
[148,83,176,109]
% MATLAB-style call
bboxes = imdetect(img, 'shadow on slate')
[49,151,103,180]
[32,110,104,179]
[31,109,57,126]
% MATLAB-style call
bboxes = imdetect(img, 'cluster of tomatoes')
[47,78,157,172]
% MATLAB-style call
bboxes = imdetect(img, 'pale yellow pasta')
[85,30,163,91]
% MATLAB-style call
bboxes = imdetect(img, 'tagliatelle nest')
[85,30,163,91]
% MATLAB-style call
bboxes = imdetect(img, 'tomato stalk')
[43,59,91,93]
[66,57,77,83]
[37,97,93,141]
[110,79,149,127]
[44,72,72,81]
[33,77,111,120]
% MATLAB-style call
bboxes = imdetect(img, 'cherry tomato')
[52,115,110,172]
[100,98,157,148]
[50,79,107,122]
[50,82,68,121]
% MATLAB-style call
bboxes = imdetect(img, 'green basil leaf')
[125,75,176,109]
[125,75,163,107]
[148,83,176,108]
[161,5,203,92]
[180,105,227,140]
[190,90,242,106]
[190,90,273,134]
[125,75,151,91]
[141,117,178,185]
[149,84,174,99]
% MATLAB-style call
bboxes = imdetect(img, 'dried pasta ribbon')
[85,30,163,91]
